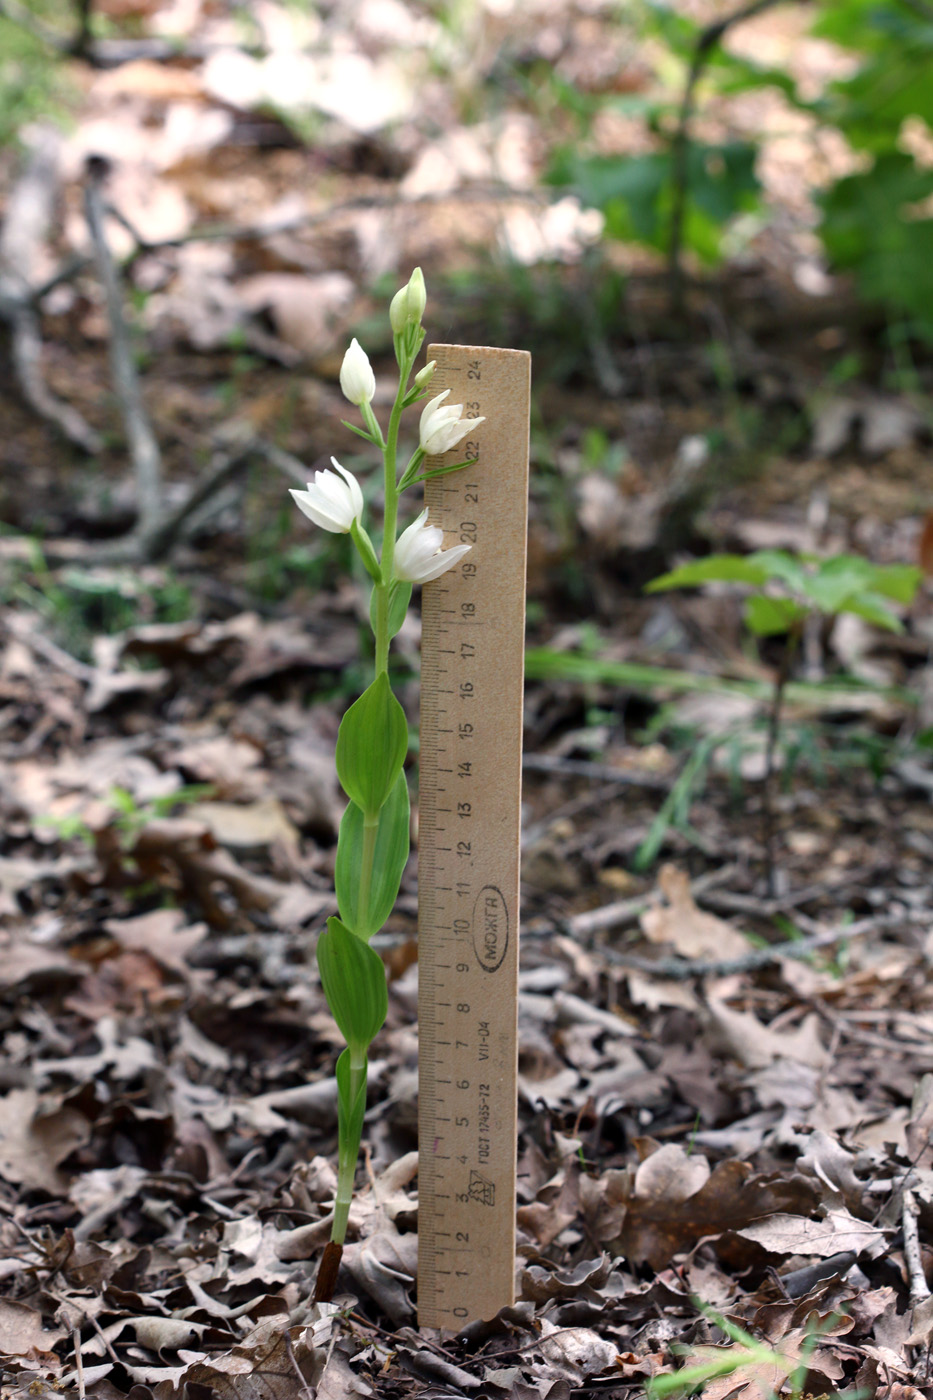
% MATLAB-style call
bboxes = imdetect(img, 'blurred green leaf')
[646,554,773,591]
[744,594,807,636]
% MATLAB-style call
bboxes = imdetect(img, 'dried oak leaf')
[0,1299,66,1367]
[179,1321,321,1398]
[641,865,750,960]
[534,1323,619,1383]
[520,1254,615,1305]
[736,1207,889,1259]
[611,1142,819,1270]
[0,1087,91,1193]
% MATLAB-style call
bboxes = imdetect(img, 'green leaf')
[341,418,380,444]
[645,554,772,592]
[744,595,807,637]
[336,771,410,939]
[335,1045,368,1152]
[856,562,921,606]
[317,916,388,1050]
[369,581,412,642]
[818,153,933,338]
[336,672,408,816]
[746,550,809,594]
[841,592,905,633]
[804,556,919,619]
[548,141,759,264]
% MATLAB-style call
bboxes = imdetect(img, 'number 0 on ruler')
[418,345,531,1328]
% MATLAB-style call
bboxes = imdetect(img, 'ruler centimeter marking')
[418,344,531,1328]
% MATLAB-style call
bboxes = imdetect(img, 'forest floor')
[2,2,933,1397]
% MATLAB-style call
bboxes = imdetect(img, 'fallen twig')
[601,910,903,980]
[564,863,739,940]
[0,130,103,453]
[83,155,164,551]
[903,1189,931,1307]
[522,752,670,790]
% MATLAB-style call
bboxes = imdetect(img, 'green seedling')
[39,784,215,855]
[646,549,921,889]
[287,271,485,1303]
[645,1300,863,1400]
[8,545,194,660]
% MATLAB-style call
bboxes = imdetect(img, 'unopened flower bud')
[389,267,427,333]
[339,338,376,407]
[413,360,436,389]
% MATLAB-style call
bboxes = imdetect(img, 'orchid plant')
[291,271,484,1302]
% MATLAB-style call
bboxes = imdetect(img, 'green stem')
[374,350,417,675]
[332,1049,367,1246]
[358,811,379,926]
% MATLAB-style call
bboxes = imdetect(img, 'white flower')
[394,510,472,584]
[339,338,376,407]
[389,267,426,333]
[419,390,485,455]
[290,458,364,534]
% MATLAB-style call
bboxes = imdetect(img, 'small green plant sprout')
[644,1301,855,1400]
[289,270,484,1303]
[646,550,921,890]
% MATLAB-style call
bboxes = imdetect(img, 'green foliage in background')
[5,545,194,662]
[545,0,933,339]
[646,550,922,637]
[812,0,933,341]
[0,1,76,145]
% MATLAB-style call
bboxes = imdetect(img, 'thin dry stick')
[72,1327,86,1400]
[601,910,901,980]
[0,132,103,452]
[283,1331,316,1400]
[903,1189,932,1307]
[83,155,164,550]
[141,423,257,562]
[761,619,803,897]
[566,863,738,940]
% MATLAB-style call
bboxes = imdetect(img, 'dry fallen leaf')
[641,865,751,960]
[736,1208,890,1259]
[0,1087,91,1194]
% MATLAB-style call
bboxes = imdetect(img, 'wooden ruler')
[417,345,531,1328]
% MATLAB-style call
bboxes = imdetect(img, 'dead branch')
[565,864,739,940]
[903,1189,931,1306]
[140,423,259,562]
[600,910,903,980]
[83,156,164,551]
[0,130,103,453]
[522,752,670,791]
